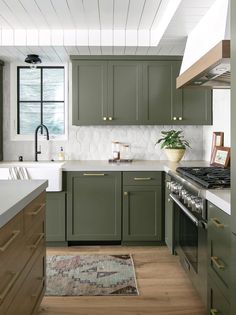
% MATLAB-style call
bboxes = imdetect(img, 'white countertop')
[62,160,210,172]
[62,160,231,215]
[0,180,48,229]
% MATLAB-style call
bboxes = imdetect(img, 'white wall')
[2,62,205,161]
[203,89,231,161]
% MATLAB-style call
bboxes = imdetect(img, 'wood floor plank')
[39,246,206,315]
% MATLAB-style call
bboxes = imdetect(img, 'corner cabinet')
[0,61,3,161]
[71,57,212,126]
[122,172,163,243]
[67,171,121,241]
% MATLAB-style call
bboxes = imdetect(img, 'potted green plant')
[156,129,190,162]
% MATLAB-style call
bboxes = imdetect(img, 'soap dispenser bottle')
[58,147,65,161]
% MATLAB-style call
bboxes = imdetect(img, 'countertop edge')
[0,180,48,229]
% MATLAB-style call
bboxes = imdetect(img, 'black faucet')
[35,124,50,161]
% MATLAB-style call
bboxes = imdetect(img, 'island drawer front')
[123,172,162,186]
[24,192,46,234]
[5,249,45,315]
[24,221,45,263]
[0,211,24,258]
[208,202,230,295]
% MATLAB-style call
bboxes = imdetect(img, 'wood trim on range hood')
[176,40,230,89]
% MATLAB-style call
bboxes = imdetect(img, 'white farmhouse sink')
[0,161,64,192]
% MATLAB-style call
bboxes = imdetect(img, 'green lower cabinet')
[67,172,121,241]
[122,185,162,242]
[208,276,230,315]
[46,192,66,242]
[164,174,174,253]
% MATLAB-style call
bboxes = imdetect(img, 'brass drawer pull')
[134,177,152,181]
[28,203,45,216]
[210,309,218,315]
[30,233,45,250]
[83,173,105,176]
[0,230,20,252]
[31,277,45,298]
[211,218,225,228]
[0,272,19,302]
[211,256,225,270]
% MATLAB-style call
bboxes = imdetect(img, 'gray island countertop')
[0,180,48,229]
[62,160,231,215]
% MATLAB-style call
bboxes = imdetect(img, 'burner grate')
[176,167,230,189]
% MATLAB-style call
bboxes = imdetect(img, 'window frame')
[12,63,68,141]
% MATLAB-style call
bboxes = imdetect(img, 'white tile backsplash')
[3,62,226,162]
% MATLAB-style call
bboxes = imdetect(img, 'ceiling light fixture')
[24,54,41,69]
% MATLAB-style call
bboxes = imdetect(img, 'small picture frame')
[211,146,230,168]
[210,132,224,164]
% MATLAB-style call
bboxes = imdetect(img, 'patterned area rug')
[45,254,139,296]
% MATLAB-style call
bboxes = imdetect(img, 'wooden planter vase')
[164,148,186,162]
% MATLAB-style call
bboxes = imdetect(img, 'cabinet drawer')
[208,276,230,315]
[25,220,45,263]
[0,212,23,259]
[123,172,162,186]
[24,192,46,234]
[208,202,230,296]
[5,250,45,315]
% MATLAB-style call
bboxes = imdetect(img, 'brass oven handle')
[28,203,45,216]
[83,173,105,176]
[134,177,152,181]
[210,218,225,228]
[0,230,20,252]
[211,256,225,270]
[0,272,19,302]
[31,277,45,298]
[29,233,45,250]
[210,309,218,315]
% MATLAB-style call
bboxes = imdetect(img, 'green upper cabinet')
[71,57,212,126]
[67,171,121,241]
[179,88,212,125]
[0,63,3,161]
[72,60,108,125]
[107,61,142,124]
[142,61,182,124]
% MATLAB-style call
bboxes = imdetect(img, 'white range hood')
[176,0,230,89]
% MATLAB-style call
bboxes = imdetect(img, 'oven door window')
[179,209,198,273]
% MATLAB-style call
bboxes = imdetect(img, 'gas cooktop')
[176,167,230,189]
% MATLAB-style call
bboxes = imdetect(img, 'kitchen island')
[0,180,47,315]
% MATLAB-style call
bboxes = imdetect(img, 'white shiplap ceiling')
[0,0,217,62]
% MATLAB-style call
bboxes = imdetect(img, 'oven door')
[170,193,207,307]
[170,193,199,273]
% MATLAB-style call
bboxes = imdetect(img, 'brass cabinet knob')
[108,117,113,121]
[103,117,107,121]
[173,117,177,121]
[178,117,182,121]
[124,192,128,196]
[210,309,218,315]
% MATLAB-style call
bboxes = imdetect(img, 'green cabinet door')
[230,232,236,314]
[72,60,108,125]
[67,172,121,241]
[165,174,174,253]
[107,61,142,124]
[208,276,230,315]
[179,88,212,125]
[46,192,66,242]
[0,64,3,161]
[123,185,162,242]
[142,61,182,125]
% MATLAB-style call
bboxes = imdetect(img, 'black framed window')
[17,66,65,135]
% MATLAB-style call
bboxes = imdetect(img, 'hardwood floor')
[39,246,205,315]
